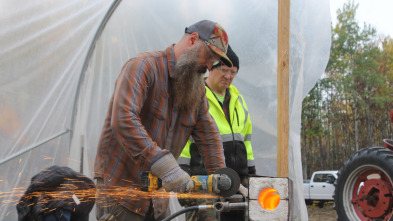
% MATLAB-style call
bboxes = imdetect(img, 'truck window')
[313,173,336,183]
[313,174,326,182]
[326,174,336,182]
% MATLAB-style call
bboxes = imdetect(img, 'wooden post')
[277,0,290,177]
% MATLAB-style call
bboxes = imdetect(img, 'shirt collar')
[166,44,176,78]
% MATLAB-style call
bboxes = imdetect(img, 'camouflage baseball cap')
[185,20,233,67]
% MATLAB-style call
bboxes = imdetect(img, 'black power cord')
[162,205,213,221]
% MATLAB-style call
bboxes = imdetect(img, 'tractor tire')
[334,147,393,221]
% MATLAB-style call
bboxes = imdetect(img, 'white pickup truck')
[303,170,338,207]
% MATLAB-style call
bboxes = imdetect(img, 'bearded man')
[94,20,232,221]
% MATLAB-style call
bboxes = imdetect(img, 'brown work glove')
[151,154,195,193]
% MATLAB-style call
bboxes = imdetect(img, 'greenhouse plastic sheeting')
[0,0,331,220]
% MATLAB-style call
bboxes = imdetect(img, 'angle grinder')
[141,167,240,197]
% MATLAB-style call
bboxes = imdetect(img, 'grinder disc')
[214,168,240,197]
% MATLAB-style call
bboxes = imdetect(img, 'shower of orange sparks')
[6,209,16,217]
[1,185,218,202]
[4,187,216,200]
[42,155,53,160]
[1,178,221,217]
[65,158,80,163]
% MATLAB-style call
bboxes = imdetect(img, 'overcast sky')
[330,0,393,38]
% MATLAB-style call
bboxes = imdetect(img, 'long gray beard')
[172,43,206,112]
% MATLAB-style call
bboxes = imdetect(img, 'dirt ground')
[307,203,337,221]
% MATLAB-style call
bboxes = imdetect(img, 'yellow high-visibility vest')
[178,84,254,171]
